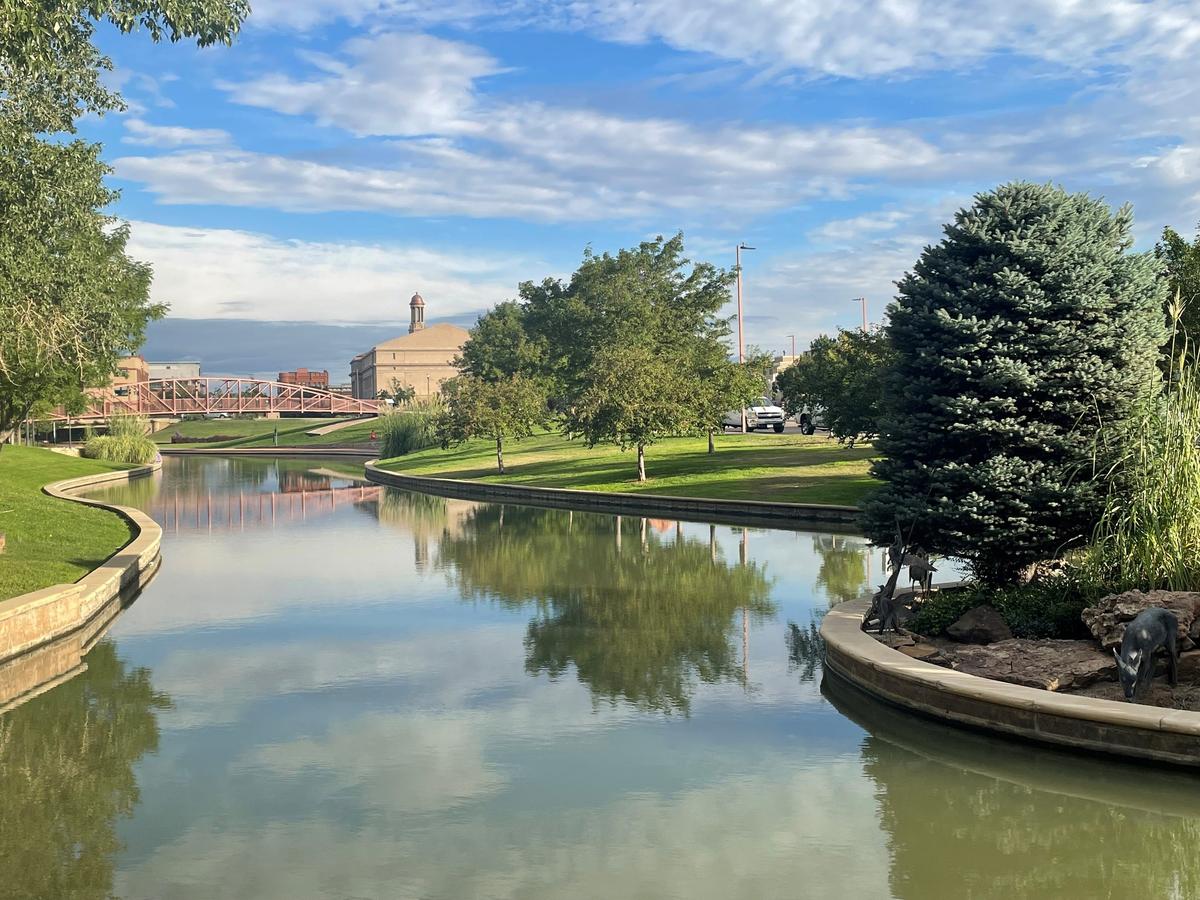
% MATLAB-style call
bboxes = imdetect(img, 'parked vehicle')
[797,406,824,435]
[723,397,787,433]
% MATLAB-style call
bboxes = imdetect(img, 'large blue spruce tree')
[862,183,1167,585]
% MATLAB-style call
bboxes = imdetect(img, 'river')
[2,454,1200,899]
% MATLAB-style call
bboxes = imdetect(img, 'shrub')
[1083,329,1200,592]
[82,434,157,464]
[862,182,1167,586]
[908,578,1095,640]
[380,399,443,457]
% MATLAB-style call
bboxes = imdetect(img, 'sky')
[84,0,1200,379]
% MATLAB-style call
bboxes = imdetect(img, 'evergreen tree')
[862,183,1167,585]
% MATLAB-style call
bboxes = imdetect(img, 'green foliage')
[380,401,442,457]
[438,374,548,473]
[1157,224,1200,346]
[908,580,1093,640]
[1082,345,1200,592]
[455,301,545,382]
[862,182,1168,585]
[82,434,157,464]
[0,0,245,439]
[777,327,893,445]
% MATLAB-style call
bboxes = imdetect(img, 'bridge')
[47,377,380,422]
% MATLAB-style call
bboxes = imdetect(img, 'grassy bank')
[380,432,878,505]
[155,417,380,449]
[0,446,136,600]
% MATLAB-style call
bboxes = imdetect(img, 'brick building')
[279,368,330,389]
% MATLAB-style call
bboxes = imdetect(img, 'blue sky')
[82,0,1200,376]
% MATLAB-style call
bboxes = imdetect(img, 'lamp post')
[786,333,796,359]
[851,296,867,332]
[736,242,756,433]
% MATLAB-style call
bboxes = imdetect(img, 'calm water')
[3,456,1200,899]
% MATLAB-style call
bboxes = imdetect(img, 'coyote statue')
[1113,607,1179,702]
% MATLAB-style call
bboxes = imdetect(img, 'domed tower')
[408,291,425,334]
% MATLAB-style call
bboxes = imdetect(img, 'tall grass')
[380,399,443,457]
[1084,321,1200,591]
[82,413,158,464]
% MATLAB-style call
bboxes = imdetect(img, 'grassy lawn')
[155,417,380,448]
[0,446,136,600]
[380,431,879,505]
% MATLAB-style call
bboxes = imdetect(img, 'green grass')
[154,417,380,448]
[0,446,136,600]
[380,431,879,505]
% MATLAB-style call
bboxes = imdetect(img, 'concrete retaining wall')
[822,598,1200,767]
[364,461,862,529]
[0,462,162,667]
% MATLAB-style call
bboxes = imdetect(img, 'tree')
[1157,223,1200,348]
[862,183,1167,585]
[693,349,771,452]
[455,301,544,382]
[776,328,894,446]
[438,374,548,473]
[0,0,247,443]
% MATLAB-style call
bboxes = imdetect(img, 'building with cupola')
[348,292,470,400]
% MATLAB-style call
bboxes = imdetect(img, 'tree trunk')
[637,444,646,482]
[707,427,715,454]
[496,435,505,474]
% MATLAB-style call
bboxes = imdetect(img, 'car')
[796,406,825,435]
[723,397,787,433]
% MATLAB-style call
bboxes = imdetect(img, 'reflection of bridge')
[153,483,383,533]
[50,377,379,422]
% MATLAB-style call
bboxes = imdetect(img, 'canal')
[3,455,1200,899]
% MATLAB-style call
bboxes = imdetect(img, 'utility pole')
[851,297,867,332]
[736,243,756,433]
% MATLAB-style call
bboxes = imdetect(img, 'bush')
[81,413,157,464]
[1084,332,1200,592]
[380,399,443,457]
[909,578,1096,640]
[862,182,1167,586]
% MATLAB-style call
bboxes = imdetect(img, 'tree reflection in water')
[437,504,775,715]
[0,641,171,900]
[824,674,1200,899]
[812,535,870,605]
[785,619,824,682]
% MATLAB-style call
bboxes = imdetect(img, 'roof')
[410,292,425,307]
[370,322,470,352]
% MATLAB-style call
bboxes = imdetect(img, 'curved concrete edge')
[821,597,1200,767]
[0,460,163,667]
[160,446,377,458]
[364,460,861,529]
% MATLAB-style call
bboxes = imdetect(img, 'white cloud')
[122,220,529,322]
[230,33,504,136]
[123,118,231,148]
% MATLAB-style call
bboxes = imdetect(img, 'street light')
[851,297,867,332]
[736,243,756,434]
[786,334,796,359]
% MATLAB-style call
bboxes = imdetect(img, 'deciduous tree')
[439,374,548,474]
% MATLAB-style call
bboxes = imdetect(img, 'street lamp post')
[736,242,756,433]
[851,297,867,332]
[786,334,796,358]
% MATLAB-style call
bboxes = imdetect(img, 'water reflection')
[0,641,171,899]
[437,504,776,714]
[824,675,1200,899]
[813,534,872,604]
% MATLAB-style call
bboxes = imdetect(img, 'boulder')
[946,605,1013,644]
[945,639,1115,691]
[1081,590,1200,651]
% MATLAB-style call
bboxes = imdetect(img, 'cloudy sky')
[88,0,1200,377]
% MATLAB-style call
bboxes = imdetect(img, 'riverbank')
[154,416,379,449]
[0,447,138,600]
[377,432,877,506]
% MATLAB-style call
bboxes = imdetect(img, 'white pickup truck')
[723,397,787,433]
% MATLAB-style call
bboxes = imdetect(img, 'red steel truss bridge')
[49,377,380,422]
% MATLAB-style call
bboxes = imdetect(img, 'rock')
[946,605,1013,644]
[896,642,948,665]
[944,639,1115,691]
[1081,590,1200,651]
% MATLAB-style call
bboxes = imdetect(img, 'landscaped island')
[378,431,877,506]
[0,446,136,600]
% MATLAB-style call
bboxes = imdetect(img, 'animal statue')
[863,550,905,634]
[907,553,936,598]
[1113,607,1179,702]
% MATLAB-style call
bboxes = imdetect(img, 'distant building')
[349,293,469,399]
[148,361,201,380]
[105,356,149,398]
[279,368,329,389]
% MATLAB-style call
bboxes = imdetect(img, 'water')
[3,455,1200,899]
